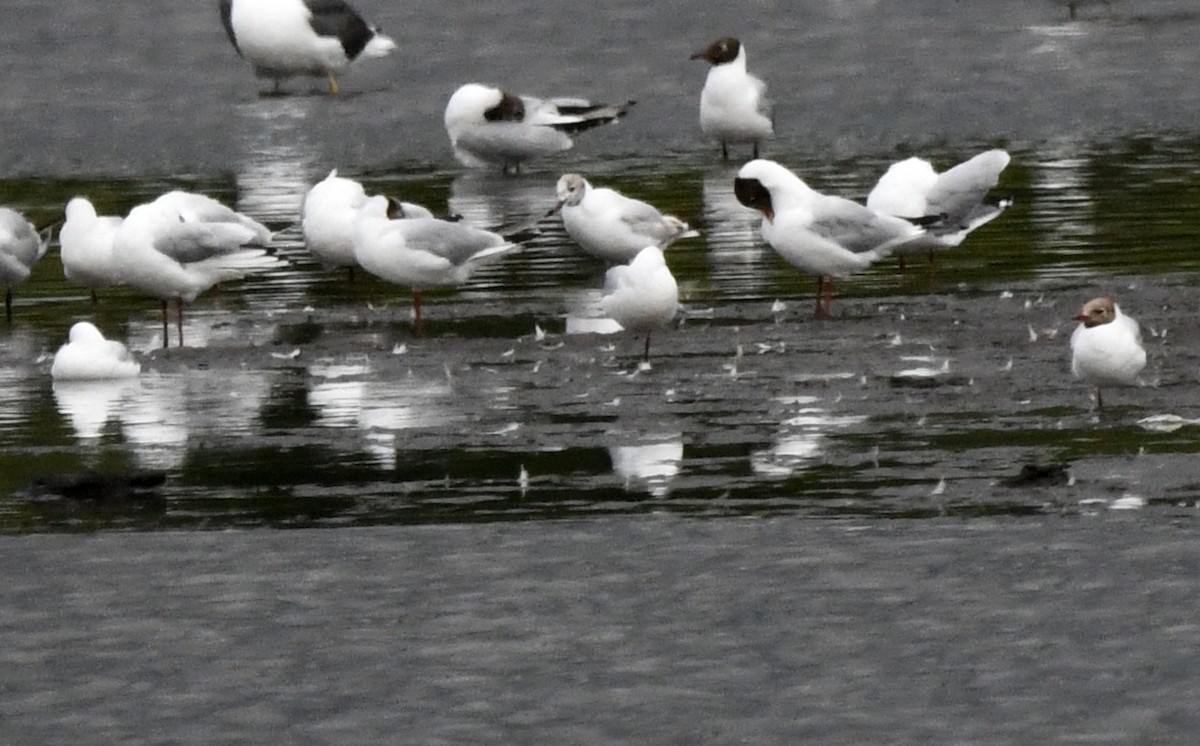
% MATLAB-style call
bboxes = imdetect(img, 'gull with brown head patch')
[692,36,773,160]
[555,173,697,264]
[1069,296,1146,410]
[444,84,636,174]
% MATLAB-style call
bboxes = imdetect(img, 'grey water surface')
[3,1,1200,743]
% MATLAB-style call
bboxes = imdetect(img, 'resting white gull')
[51,322,141,380]
[734,159,933,318]
[219,0,397,94]
[444,83,635,173]
[0,208,52,322]
[60,197,125,303]
[692,36,774,160]
[555,173,697,264]
[1070,296,1146,410]
[352,194,519,333]
[600,246,679,364]
[867,149,1012,271]
[113,191,276,348]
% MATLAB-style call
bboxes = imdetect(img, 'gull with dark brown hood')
[692,36,774,160]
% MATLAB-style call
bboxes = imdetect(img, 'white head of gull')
[51,322,141,380]
[60,197,125,303]
[734,159,928,318]
[692,36,774,161]
[867,149,1012,270]
[0,207,52,322]
[112,190,276,348]
[444,83,635,174]
[219,0,397,94]
[599,245,679,364]
[1070,296,1147,410]
[352,194,519,334]
[554,173,697,264]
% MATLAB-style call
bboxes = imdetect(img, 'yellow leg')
[328,72,339,95]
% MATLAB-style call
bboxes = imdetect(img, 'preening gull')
[60,197,124,302]
[692,36,774,160]
[51,322,141,380]
[599,246,679,364]
[734,159,931,318]
[555,173,697,264]
[112,191,276,347]
[0,208,52,322]
[220,0,397,94]
[444,83,635,173]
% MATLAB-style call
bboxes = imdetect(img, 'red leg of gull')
[160,300,169,349]
[176,296,185,348]
[643,333,652,363]
[412,291,424,337]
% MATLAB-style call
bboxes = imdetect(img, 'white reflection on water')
[563,288,623,336]
[700,169,773,295]
[0,332,43,439]
[123,310,283,352]
[448,172,556,231]
[1028,140,1098,265]
[752,396,866,477]
[308,362,461,469]
[52,379,140,440]
[234,98,319,225]
[609,435,684,497]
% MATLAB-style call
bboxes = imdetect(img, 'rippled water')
[4,3,1200,741]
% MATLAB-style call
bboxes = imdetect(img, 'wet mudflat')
[3,1,1200,743]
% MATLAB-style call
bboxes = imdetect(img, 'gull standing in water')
[600,246,679,364]
[867,149,1012,273]
[113,191,276,348]
[692,36,774,160]
[219,0,397,94]
[352,194,518,334]
[1070,296,1146,410]
[555,173,697,264]
[51,322,141,380]
[444,83,635,173]
[734,159,930,318]
[60,197,125,303]
[0,208,52,322]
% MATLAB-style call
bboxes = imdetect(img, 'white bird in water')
[867,149,1012,273]
[1070,296,1146,410]
[692,36,774,161]
[113,191,276,348]
[352,194,519,334]
[60,196,125,303]
[219,0,397,95]
[0,207,53,322]
[444,83,635,173]
[51,322,141,380]
[733,159,931,318]
[554,173,697,264]
[600,246,679,364]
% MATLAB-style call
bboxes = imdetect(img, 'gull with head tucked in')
[555,173,697,264]
[51,322,141,380]
[0,208,52,322]
[113,191,276,348]
[61,197,125,303]
[444,83,635,174]
[867,149,1012,272]
[219,0,396,94]
[692,36,774,160]
[734,159,930,318]
[600,246,679,364]
[352,194,518,333]
[1070,296,1146,410]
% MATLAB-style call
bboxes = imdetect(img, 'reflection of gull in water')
[448,172,556,231]
[118,376,190,471]
[609,435,684,497]
[0,332,41,432]
[53,379,141,440]
[752,397,866,477]
[309,362,461,469]
[235,98,319,225]
[1028,140,1096,274]
[701,169,773,297]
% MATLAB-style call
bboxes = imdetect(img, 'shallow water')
[3,1,1200,742]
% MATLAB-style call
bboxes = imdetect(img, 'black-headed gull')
[113,191,276,347]
[51,322,141,380]
[219,0,396,94]
[1070,296,1146,410]
[692,36,774,160]
[734,159,929,318]
[867,149,1012,271]
[555,173,697,264]
[352,194,518,333]
[600,246,679,363]
[444,83,635,173]
[0,208,52,322]
[61,197,124,303]
[300,169,434,280]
